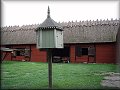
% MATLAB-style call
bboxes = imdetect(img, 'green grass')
[1,61,117,89]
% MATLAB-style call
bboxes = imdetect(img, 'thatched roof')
[1,19,120,45]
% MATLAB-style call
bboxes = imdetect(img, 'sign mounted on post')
[35,6,64,89]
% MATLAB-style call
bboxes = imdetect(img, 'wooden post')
[47,49,52,89]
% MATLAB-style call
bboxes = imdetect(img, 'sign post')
[35,6,63,89]
[47,49,52,88]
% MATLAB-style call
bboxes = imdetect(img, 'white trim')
[36,31,39,48]
[40,30,42,48]
[54,29,57,48]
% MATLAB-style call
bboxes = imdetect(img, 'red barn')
[1,19,120,64]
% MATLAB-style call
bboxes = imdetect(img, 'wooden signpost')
[35,6,63,89]
[47,49,52,88]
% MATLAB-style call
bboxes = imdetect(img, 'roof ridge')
[60,19,120,27]
[1,19,120,30]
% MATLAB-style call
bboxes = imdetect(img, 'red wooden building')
[1,19,120,64]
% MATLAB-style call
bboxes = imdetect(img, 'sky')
[1,0,119,27]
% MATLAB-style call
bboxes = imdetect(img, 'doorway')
[52,46,70,63]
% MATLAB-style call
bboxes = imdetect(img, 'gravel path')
[101,73,120,88]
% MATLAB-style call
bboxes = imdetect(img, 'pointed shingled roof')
[38,6,63,30]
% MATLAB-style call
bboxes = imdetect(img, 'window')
[16,50,21,56]
[82,48,88,55]
[15,49,25,56]
[76,46,88,56]
[75,46,82,57]
[76,46,95,57]
[24,49,30,57]
[12,48,30,56]
[88,47,95,56]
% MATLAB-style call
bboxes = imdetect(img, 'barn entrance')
[52,46,70,63]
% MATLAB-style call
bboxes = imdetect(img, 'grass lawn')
[1,61,118,89]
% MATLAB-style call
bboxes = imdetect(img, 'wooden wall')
[2,44,47,62]
[31,45,47,62]
[2,42,116,64]
[76,44,95,63]
[70,45,75,63]
[96,43,116,63]
[2,52,12,61]
[70,44,95,63]
[70,43,116,63]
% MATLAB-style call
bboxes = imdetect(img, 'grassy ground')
[1,61,117,89]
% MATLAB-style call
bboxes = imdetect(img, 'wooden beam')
[47,49,52,89]
[29,45,31,61]
[94,43,96,63]
[11,46,13,61]
[2,52,8,61]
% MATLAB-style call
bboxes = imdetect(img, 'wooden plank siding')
[76,44,95,63]
[95,43,116,63]
[31,45,47,62]
[69,43,116,63]
[2,52,12,61]
[1,43,116,63]
[2,44,47,62]
[70,45,76,63]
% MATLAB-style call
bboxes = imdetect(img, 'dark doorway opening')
[52,46,70,63]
